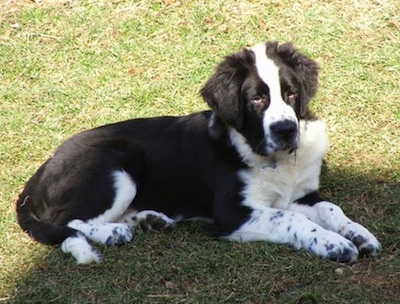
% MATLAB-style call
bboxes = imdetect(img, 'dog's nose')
[270,120,298,142]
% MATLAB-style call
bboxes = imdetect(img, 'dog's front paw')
[308,231,359,263]
[340,222,381,257]
[104,223,133,246]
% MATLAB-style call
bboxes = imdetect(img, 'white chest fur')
[230,119,329,209]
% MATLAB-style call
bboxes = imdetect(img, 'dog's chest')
[238,120,329,209]
[239,157,304,209]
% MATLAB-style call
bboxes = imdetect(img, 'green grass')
[1,0,400,303]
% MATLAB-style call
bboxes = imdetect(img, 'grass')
[1,0,399,302]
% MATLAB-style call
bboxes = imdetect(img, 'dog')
[16,41,381,264]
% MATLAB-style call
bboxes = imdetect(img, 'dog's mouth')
[256,134,299,156]
[261,142,298,156]
[281,140,299,153]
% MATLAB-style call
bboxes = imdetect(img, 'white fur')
[250,43,282,101]
[89,170,137,224]
[250,43,299,154]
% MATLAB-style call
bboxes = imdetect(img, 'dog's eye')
[251,96,267,106]
[252,96,263,104]
[286,93,297,105]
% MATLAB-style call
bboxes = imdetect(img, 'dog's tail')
[16,195,77,245]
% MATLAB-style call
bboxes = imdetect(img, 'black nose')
[270,120,298,141]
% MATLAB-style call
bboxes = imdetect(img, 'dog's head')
[201,41,319,156]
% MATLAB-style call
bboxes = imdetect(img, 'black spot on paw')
[327,244,357,264]
[152,219,168,230]
[105,236,114,246]
[336,247,355,263]
[345,231,355,240]
[312,237,318,245]
[146,214,161,225]
[325,243,334,251]
[115,235,128,245]
[140,221,151,232]
[359,244,377,257]
[352,235,367,247]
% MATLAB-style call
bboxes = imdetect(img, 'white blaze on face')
[250,43,299,154]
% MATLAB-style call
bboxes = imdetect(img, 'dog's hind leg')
[66,170,137,247]
[61,232,101,264]
[67,220,133,246]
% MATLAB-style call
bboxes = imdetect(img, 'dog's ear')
[269,42,319,117]
[200,49,253,129]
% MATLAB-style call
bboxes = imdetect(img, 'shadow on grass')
[6,164,400,304]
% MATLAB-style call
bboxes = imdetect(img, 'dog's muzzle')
[269,119,299,153]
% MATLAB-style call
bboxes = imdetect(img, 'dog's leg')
[67,220,133,246]
[119,210,176,232]
[61,233,101,264]
[288,193,381,257]
[66,170,136,248]
[227,206,359,263]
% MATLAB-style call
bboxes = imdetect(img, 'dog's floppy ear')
[200,49,254,129]
[269,42,319,117]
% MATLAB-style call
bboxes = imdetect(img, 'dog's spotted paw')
[68,220,133,246]
[104,224,133,246]
[308,231,359,263]
[340,222,381,257]
[325,241,358,263]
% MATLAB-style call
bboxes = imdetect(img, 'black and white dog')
[16,41,381,264]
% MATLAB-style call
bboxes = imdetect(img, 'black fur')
[295,191,325,206]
